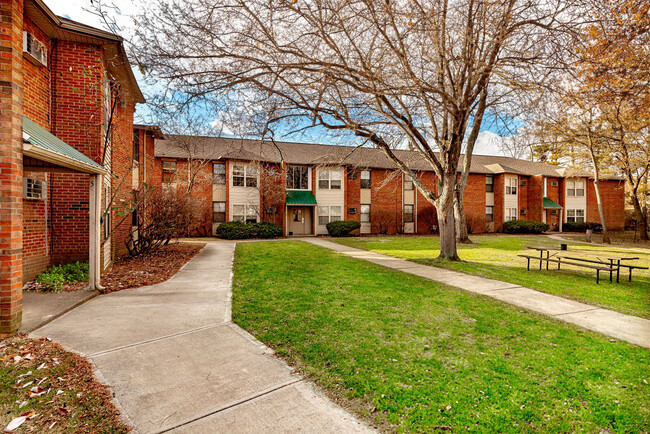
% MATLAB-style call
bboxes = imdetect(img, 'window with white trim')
[506,208,517,221]
[360,204,371,223]
[505,178,517,195]
[567,209,585,223]
[404,179,414,190]
[566,180,585,197]
[213,163,226,185]
[404,204,414,223]
[233,164,257,188]
[318,205,341,225]
[213,201,226,222]
[486,206,494,222]
[318,169,342,189]
[486,176,494,192]
[360,170,371,189]
[162,160,176,184]
[286,165,310,190]
[232,204,258,223]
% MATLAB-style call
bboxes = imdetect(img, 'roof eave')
[23,143,107,175]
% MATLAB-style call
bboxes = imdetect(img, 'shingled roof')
[154,135,612,178]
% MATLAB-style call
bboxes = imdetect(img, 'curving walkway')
[31,242,373,434]
[303,238,650,349]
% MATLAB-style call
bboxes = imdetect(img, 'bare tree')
[133,0,588,259]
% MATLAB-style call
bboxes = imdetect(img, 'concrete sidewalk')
[303,238,650,349]
[31,242,373,433]
[20,288,98,333]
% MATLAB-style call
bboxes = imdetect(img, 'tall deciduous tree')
[133,0,587,259]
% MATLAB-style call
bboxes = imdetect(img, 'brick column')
[0,0,24,336]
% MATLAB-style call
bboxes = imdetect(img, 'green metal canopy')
[286,190,317,205]
[23,116,105,173]
[543,197,563,209]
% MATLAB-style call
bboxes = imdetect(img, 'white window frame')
[318,205,342,226]
[505,177,518,195]
[232,204,258,223]
[486,206,494,222]
[567,209,585,223]
[318,168,342,190]
[486,176,494,192]
[213,163,226,185]
[360,204,371,223]
[566,180,585,197]
[506,207,518,221]
[404,204,414,223]
[404,178,414,191]
[232,164,258,188]
[360,170,371,189]
[213,201,226,222]
[286,165,311,190]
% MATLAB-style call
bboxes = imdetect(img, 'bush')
[35,262,89,291]
[563,222,603,233]
[216,221,283,240]
[502,220,549,234]
[326,220,361,237]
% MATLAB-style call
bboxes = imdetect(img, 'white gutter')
[23,142,107,175]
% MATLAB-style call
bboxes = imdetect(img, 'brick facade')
[587,180,625,231]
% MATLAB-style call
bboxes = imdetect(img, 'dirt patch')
[0,336,129,433]
[100,242,206,293]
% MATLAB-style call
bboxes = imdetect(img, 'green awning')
[286,190,317,205]
[543,197,563,209]
[23,116,106,173]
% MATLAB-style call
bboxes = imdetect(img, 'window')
[566,180,585,197]
[404,179,414,190]
[132,131,140,163]
[232,204,257,223]
[360,204,371,223]
[318,205,341,225]
[506,208,517,221]
[550,181,558,187]
[360,170,371,189]
[162,161,176,184]
[404,204,414,223]
[505,177,517,195]
[567,209,585,223]
[213,163,226,185]
[348,207,357,214]
[286,165,309,190]
[318,169,342,189]
[233,165,257,188]
[486,206,494,222]
[213,201,226,222]
[486,176,494,193]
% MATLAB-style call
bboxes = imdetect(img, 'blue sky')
[51,0,511,156]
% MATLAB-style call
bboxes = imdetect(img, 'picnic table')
[519,246,648,284]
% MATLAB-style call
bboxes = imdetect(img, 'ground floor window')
[213,201,226,222]
[506,208,517,222]
[318,205,341,225]
[486,206,494,222]
[232,204,258,223]
[360,204,371,223]
[404,204,414,223]
[567,209,585,223]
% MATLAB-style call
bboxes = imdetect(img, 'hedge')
[502,220,550,234]
[563,222,602,233]
[326,220,361,237]
[215,221,283,240]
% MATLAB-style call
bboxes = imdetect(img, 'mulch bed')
[0,336,130,433]
[100,242,206,293]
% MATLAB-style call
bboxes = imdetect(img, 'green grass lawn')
[233,241,650,433]
[332,235,650,319]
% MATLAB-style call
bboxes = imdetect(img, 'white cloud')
[473,131,508,156]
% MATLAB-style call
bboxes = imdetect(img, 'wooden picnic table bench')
[518,246,648,284]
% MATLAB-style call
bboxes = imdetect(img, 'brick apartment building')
[0,0,144,335]
[150,135,625,237]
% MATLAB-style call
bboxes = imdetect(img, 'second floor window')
[318,169,342,189]
[505,177,517,195]
[233,165,257,188]
[286,165,309,190]
[404,179,414,190]
[162,161,176,184]
[486,176,494,192]
[567,180,585,197]
[360,170,371,189]
[213,163,226,185]
[132,131,140,163]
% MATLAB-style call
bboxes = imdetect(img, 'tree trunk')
[454,194,472,244]
[436,176,459,261]
[631,191,649,241]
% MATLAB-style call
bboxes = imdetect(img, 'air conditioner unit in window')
[520,209,526,215]
[349,207,357,214]
[551,209,558,215]
[23,32,47,67]
[551,181,558,187]
[520,180,527,186]
[24,178,45,200]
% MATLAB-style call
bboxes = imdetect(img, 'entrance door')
[288,206,312,235]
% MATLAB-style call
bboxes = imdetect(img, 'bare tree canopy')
[133,0,590,259]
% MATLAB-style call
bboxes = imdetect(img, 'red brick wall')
[464,173,487,233]
[0,0,25,335]
[416,171,437,234]
[22,17,51,129]
[587,179,625,231]
[546,177,561,231]
[493,174,505,232]
[371,169,402,234]
[261,162,284,227]
[22,172,51,282]
[517,176,529,221]
[346,167,360,222]
[527,175,543,223]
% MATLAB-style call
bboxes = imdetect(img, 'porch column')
[89,174,103,290]
[559,209,563,232]
[0,0,24,337]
